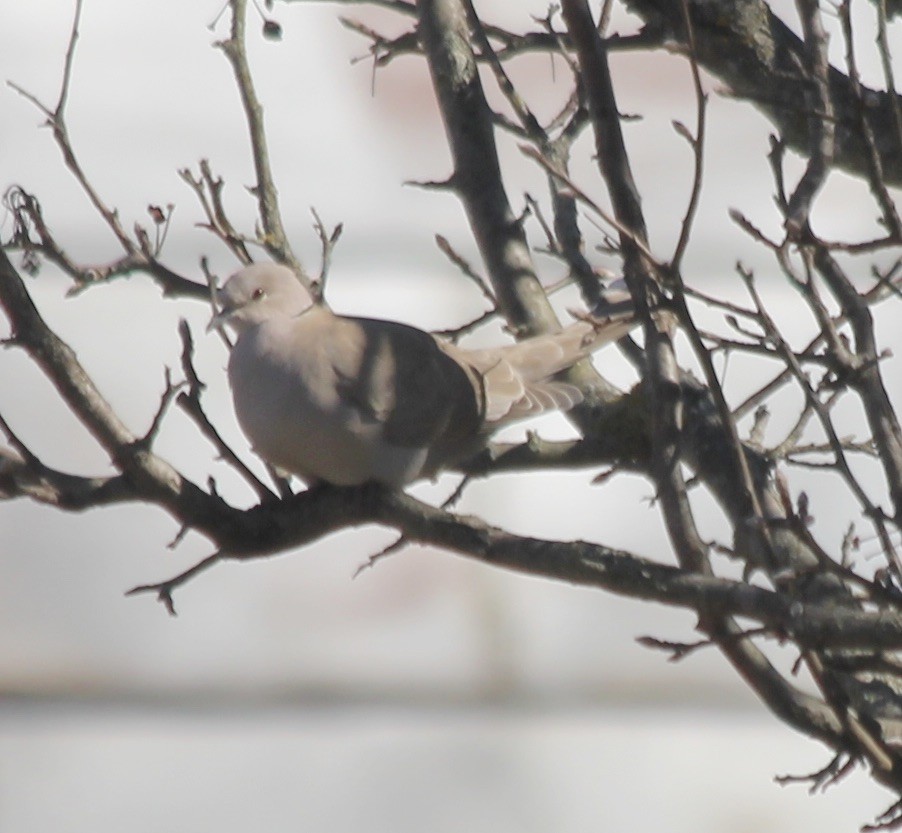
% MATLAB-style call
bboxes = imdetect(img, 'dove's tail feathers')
[502,317,634,382]
[449,311,635,427]
[502,381,584,423]
[482,378,584,426]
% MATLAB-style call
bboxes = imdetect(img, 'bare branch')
[127,551,224,616]
[670,0,708,271]
[7,1,134,255]
[137,368,186,449]
[174,318,279,503]
[4,182,206,300]
[784,0,834,230]
[434,234,496,307]
[0,248,232,536]
[178,161,253,264]
[216,0,307,281]
[8,0,902,812]
[311,207,342,293]
[417,0,560,337]
[838,2,902,238]
[776,752,857,793]
[624,0,902,185]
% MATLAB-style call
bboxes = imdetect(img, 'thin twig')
[311,207,342,295]
[126,551,224,615]
[838,1,902,237]
[137,368,187,449]
[638,626,773,662]
[520,144,660,268]
[776,752,857,793]
[435,234,497,306]
[216,0,306,281]
[175,319,277,503]
[353,534,409,578]
[671,0,707,272]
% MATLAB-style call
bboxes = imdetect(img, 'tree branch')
[216,0,307,281]
[417,0,561,337]
[0,247,233,537]
[623,0,902,185]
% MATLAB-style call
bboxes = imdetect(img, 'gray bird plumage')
[209,262,635,487]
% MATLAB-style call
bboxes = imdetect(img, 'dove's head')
[208,263,316,334]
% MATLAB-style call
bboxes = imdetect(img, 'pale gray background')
[1,0,899,830]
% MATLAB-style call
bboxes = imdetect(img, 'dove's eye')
[251,287,266,301]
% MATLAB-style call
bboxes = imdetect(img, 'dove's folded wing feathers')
[326,314,482,452]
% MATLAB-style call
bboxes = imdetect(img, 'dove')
[209,262,635,488]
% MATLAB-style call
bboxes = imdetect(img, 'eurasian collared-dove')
[209,263,635,487]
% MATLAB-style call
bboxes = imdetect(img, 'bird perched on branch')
[209,262,635,488]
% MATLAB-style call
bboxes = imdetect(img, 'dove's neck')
[289,301,321,321]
